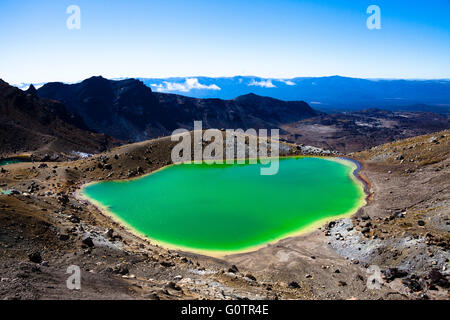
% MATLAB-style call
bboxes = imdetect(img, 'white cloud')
[279,79,296,86]
[13,82,44,90]
[151,78,220,92]
[248,79,276,88]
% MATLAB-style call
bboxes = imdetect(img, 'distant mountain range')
[37,76,317,142]
[137,76,450,113]
[15,76,450,113]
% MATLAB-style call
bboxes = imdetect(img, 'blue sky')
[0,0,449,84]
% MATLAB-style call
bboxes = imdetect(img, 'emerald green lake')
[81,157,365,253]
[0,159,22,166]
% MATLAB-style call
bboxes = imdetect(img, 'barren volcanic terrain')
[0,130,448,300]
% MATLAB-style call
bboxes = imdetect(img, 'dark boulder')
[428,269,449,288]
[166,281,182,291]
[228,264,239,273]
[58,194,70,205]
[245,274,257,281]
[160,261,175,268]
[382,268,408,282]
[28,251,42,263]
[402,277,423,292]
[59,234,70,241]
[81,237,94,247]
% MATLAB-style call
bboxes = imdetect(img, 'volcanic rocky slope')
[0,80,119,158]
[0,130,448,300]
[37,76,318,141]
[281,109,449,153]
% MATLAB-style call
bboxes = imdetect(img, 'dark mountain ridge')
[0,79,118,157]
[38,76,318,141]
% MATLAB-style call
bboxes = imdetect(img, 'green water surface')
[0,159,22,166]
[82,157,365,252]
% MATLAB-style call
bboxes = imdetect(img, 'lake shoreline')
[76,155,368,258]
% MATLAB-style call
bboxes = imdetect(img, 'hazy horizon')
[8,74,450,90]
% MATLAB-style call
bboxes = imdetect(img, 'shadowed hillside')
[0,80,119,158]
[37,76,317,141]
